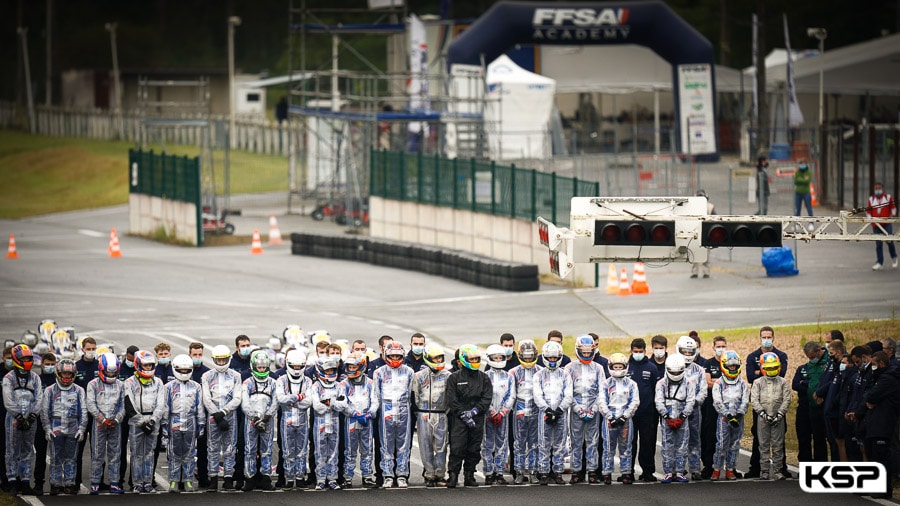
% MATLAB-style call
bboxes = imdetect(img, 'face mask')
[761,339,773,349]
[239,347,251,357]
[504,347,514,357]
[652,349,666,359]
[192,358,203,367]
[871,365,879,371]
[412,345,424,355]
[44,365,56,375]
[4,359,12,369]
[158,357,171,366]
[714,347,726,357]
[874,189,883,196]
[632,352,644,362]
[799,165,808,171]
[125,360,134,368]
[839,363,847,372]
[84,351,96,360]
[318,353,327,360]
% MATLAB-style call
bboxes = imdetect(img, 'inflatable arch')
[447,0,718,157]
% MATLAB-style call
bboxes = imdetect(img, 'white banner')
[408,14,429,136]
[783,14,804,127]
[677,64,716,155]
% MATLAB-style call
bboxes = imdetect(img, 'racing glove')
[76,430,85,442]
[141,419,156,435]
[728,416,740,428]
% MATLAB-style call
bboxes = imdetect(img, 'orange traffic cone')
[630,262,651,294]
[810,182,819,206]
[6,233,18,259]
[617,267,631,296]
[108,228,122,258]
[605,263,619,294]
[250,229,264,254]
[267,214,283,246]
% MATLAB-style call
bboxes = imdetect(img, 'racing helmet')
[760,352,781,377]
[608,352,629,378]
[720,350,742,383]
[458,344,482,371]
[517,340,538,368]
[56,358,77,390]
[541,341,563,370]
[676,335,698,364]
[310,330,331,346]
[423,343,445,372]
[267,336,283,352]
[285,349,307,381]
[343,351,366,379]
[98,352,120,384]
[11,344,34,374]
[250,350,271,382]
[172,354,193,382]
[211,344,232,372]
[575,334,597,364]
[316,356,339,386]
[283,325,306,348]
[486,344,507,370]
[665,353,686,382]
[384,341,405,368]
[22,331,38,347]
[134,350,157,385]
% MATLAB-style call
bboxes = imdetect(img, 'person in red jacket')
[866,182,898,270]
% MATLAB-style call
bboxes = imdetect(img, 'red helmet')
[11,344,34,373]
[384,341,405,368]
[133,350,157,384]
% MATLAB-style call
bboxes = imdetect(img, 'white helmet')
[285,349,307,381]
[310,330,331,345]
[267,336,283,352]
[486,344,507,370]
[283,325,306,348]
[275,351,286,369]
[665,354,686,382]
[172,354,193,382]
[608,353,629,378]
[676,335,698,364]
[541,341,563,370]
[211,344,232,372]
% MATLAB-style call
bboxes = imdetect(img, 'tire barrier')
[290,233,540,292]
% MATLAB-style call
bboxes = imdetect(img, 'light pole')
[105,22,124,139]
[807,27,827,126]
[228,16,241,149]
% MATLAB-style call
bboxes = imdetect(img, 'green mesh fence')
[370,149,599,227]
[129,149,201,205]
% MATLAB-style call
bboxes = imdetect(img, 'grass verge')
[0,130,290,219]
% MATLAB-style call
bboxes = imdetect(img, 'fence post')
[194,155,203,247]
[417,150,423,204]
[531,168,537,221]
[382,149,388,197]
[452,157,459,209]
[433,153,440,205]
[551,172,557,224]
[852,124,859,209]
[868,125,876,198]
[510,163,517,218]
[490,160,496,215]
[470,158,476,211]
[894,128,899,202]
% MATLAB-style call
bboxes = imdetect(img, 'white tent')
[743,33,900,95]
[539,45,749,94]
[485,55,556,160]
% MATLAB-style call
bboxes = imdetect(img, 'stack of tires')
[290,233,540,292]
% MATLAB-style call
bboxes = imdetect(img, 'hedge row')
[290,233,540,292]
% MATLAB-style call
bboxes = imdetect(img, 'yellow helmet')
[760,352,781,377]
[517,340,538,368]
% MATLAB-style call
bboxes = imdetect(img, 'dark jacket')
[823,366,843,418]
[747,347,788,384]
[404,351,426,373]
[503,354,520,372]
[75,358,99,390]
[191,363,211,383]
[815,355,838,400]
[838,366,859,417]
[229,351,251,376]
[367,357,386,378]
[445,367,493,420]
[626,355,660,415]
[792,363,810,409]
[863,365,900,439]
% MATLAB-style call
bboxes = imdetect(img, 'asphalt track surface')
[2,204,897,505]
